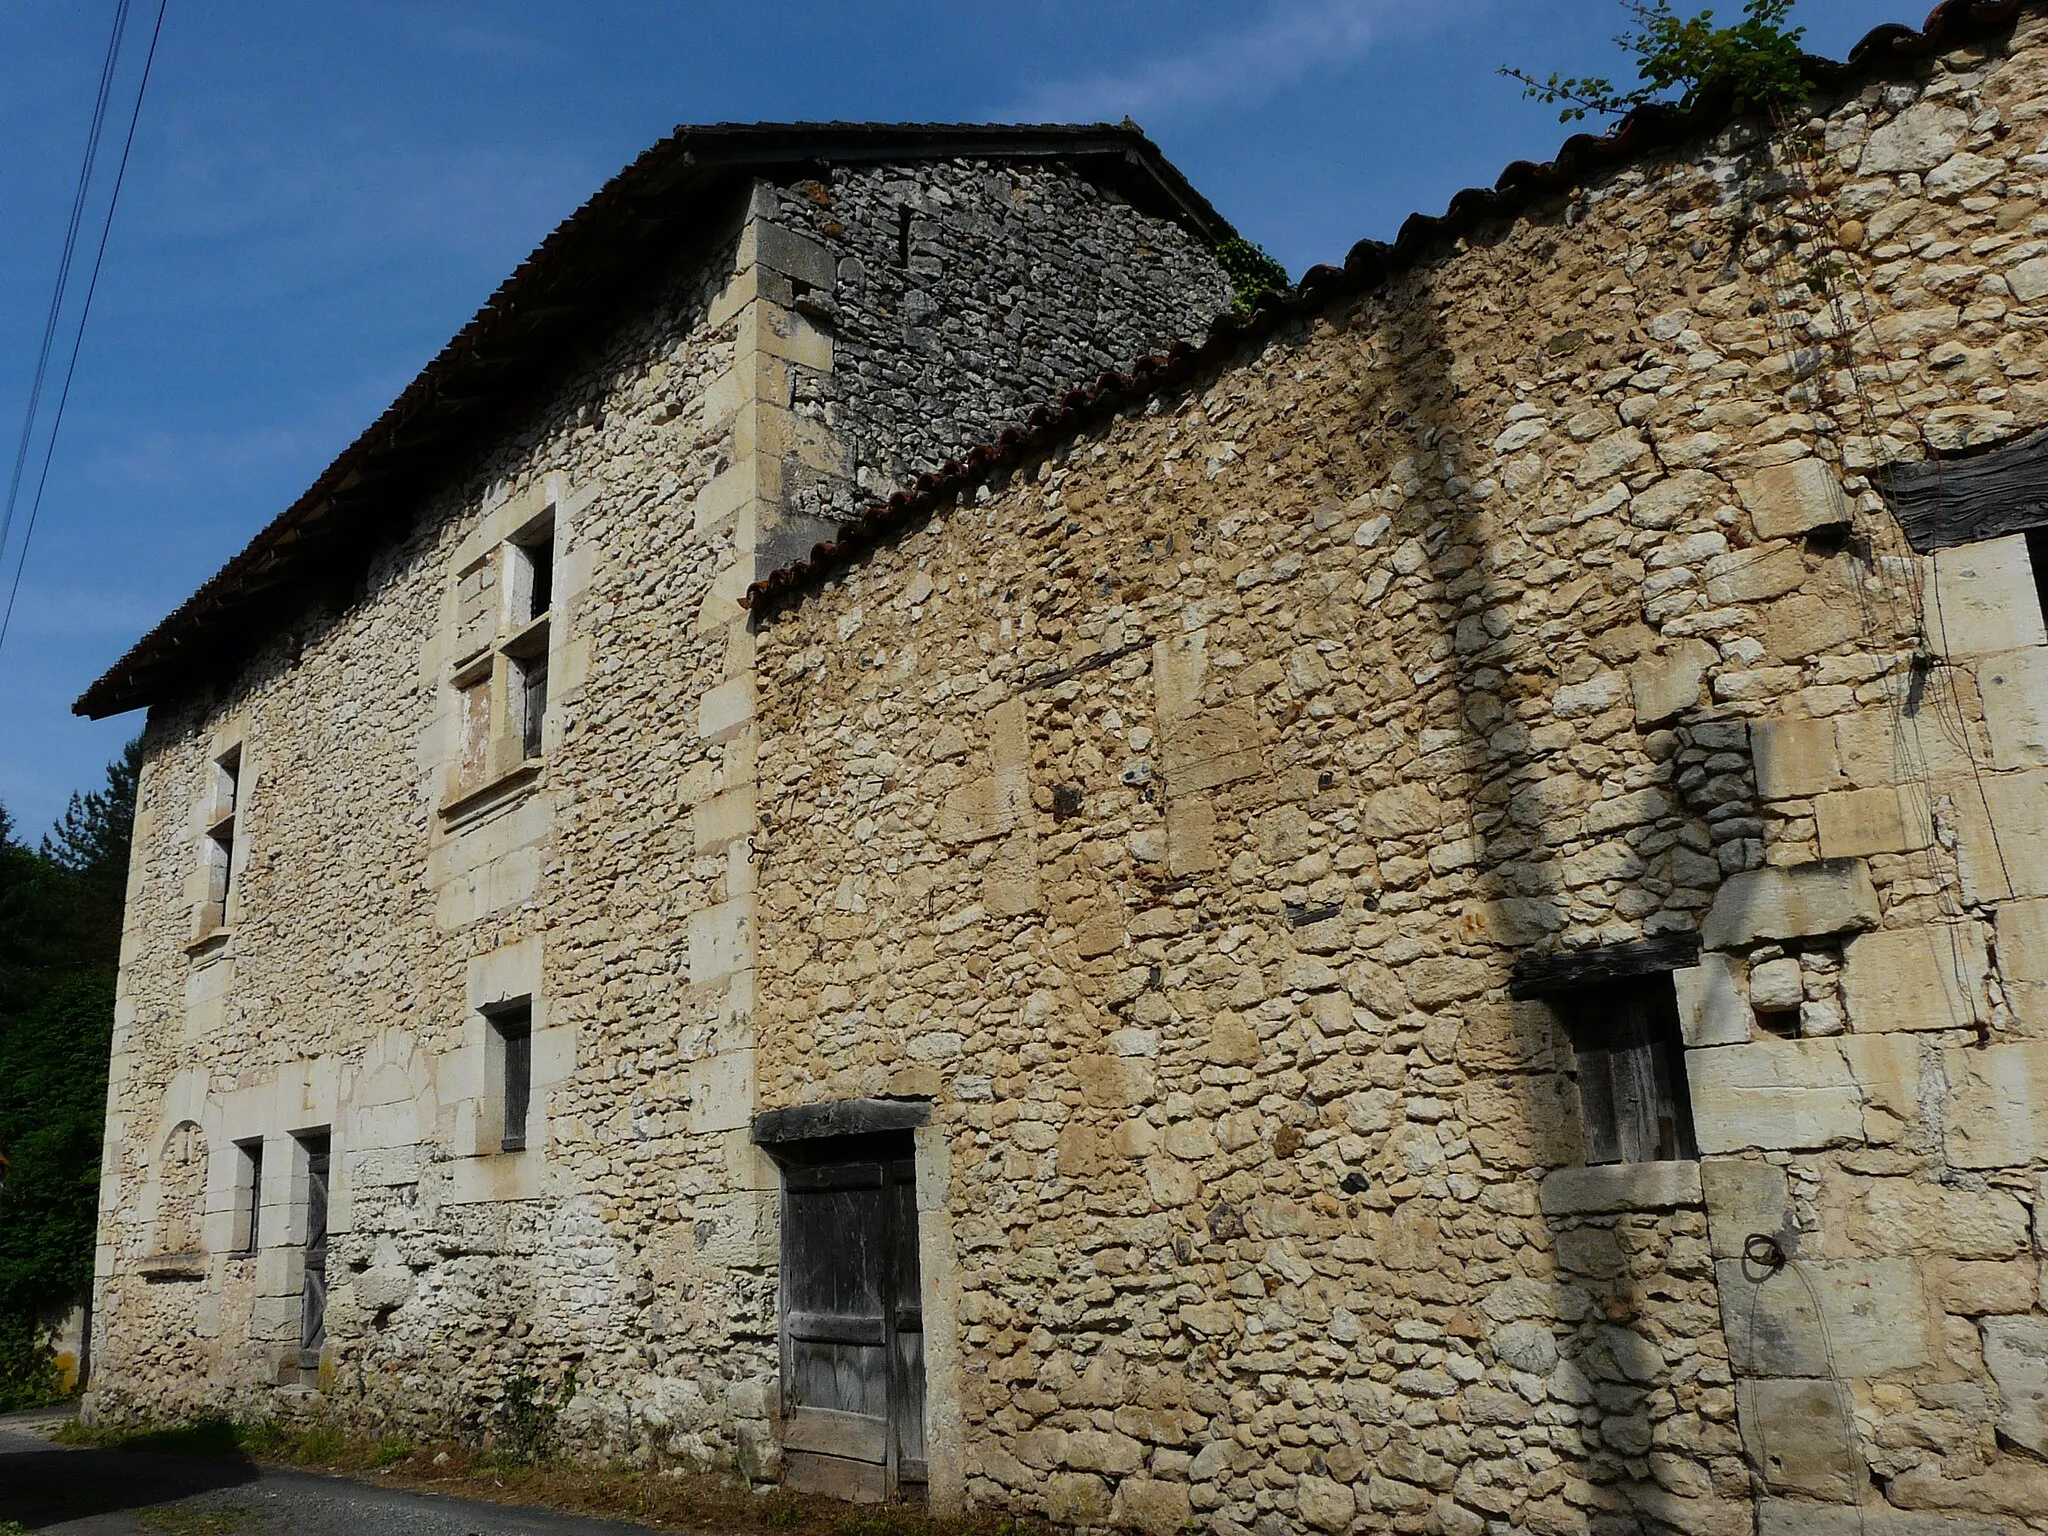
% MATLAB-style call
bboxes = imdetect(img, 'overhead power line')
[0,0,171,660]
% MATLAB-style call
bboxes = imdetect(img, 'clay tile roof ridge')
[742,0,2031,614]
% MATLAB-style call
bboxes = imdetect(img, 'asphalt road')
[0,1421,666,1536]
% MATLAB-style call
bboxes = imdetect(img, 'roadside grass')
[47,1417,1060,1536]
[136,1505,253,1536]
[53,1416,243,1456]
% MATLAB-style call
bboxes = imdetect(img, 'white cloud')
[1015,0,1439,124]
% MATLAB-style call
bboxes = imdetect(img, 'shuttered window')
[1556,975,1698,1165]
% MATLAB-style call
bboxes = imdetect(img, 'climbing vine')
[1503,0,1809,123]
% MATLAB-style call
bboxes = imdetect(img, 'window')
[518,654,549,760]
[1555,975,1698,1165]
[489,1003,533,1153]
[295,1131,330,1370]
[508,520,553,761]
[513,523,554,624]
[233,1138,264,1254]
[446,514,558,804]
[201,747,241,931]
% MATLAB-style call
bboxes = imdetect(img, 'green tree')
[0,972,114,1407]
[1504,0,1808,123]
[42,736,141,970]
[0,737,139,1405]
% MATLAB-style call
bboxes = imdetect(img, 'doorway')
[775,1135,926,1501]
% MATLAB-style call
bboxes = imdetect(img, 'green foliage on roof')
[1505,0,1809,124]
[1215,237,1290,317]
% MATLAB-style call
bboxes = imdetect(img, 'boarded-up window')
[517,653,548,761]
[1555,976,1697,1165]
[490,1003,533,1152]
[457,675,492,791]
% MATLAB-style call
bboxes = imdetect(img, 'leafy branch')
[1503,0,1808,124]
[1215,237,1290,317]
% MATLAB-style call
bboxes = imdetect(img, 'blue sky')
[0,0,1910,836]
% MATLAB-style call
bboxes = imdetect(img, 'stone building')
[72,121,1236,1491]
[74,4,2048,1532]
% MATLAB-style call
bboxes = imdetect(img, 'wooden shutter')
[298,1134,330,1368]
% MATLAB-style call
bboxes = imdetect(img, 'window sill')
[440,760,543,826]
[1540,1160,1702,1217]
[186,928,233,962]
[138,1251,207,1282]
[502,613,550,660]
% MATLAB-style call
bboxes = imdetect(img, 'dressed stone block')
[1674,955,1752,1046]
[1979,646,2048,769]
[1688,1039,1864,1153]
[1739,457,1851,541]
[1701,860,1878,949]
[1752,716,1843,800]
[1841,922,1989,1032]
[1928,536,2047,659]
[1718,1257,1932,1376]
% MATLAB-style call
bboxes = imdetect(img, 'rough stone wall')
[87,153,1230,1483]
[755,22,2048,1535]
[758,159,1234,558]
[93,218,753,1444]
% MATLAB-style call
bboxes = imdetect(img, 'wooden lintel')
[1508,933,1701,1001]
[1880,425,2048,552]
[752,1098,931,1145]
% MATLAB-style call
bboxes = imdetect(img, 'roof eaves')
[74,120,1228,719]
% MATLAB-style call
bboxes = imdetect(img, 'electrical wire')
[0,0,131,575]
[0,0,170,659]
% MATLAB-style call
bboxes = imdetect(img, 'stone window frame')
[441,498,565,821]
[189,733,252,950]
[445,937,572,1201]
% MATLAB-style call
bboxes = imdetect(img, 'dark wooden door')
[781,1154,924,1501]
[298,1134,329,1370]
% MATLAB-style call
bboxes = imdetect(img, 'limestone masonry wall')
[759,160,1234,526]
[755,20,2048,1534]
[88,147,1230,1496]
